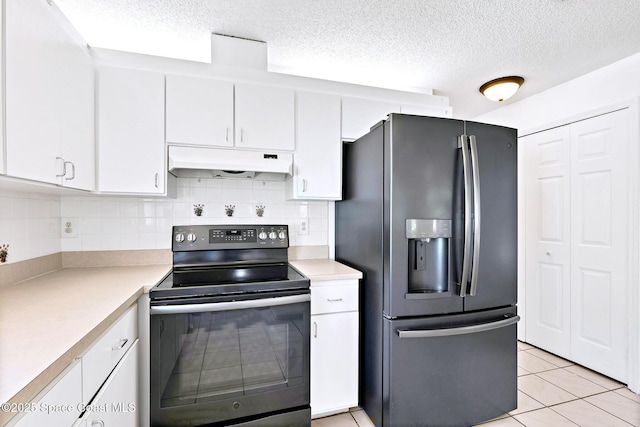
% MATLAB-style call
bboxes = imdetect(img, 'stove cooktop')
[150,264,309,300]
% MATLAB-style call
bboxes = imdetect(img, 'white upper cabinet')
[400,103,452,117]
[235,82,295,151]
[287,91,342,200]
[4,0,95,190]
[0,3,4,176]
[58,37,96,191]
[97,66,167,194]
[341,96,401,141]
[166,74,234,147]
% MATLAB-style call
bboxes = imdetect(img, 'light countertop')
[289,259,363,282]
[0,264,171,416]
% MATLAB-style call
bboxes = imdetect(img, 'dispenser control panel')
[405,219,451,239]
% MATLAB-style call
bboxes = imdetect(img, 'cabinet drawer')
[311,284,358,315]
[82,305,138,404]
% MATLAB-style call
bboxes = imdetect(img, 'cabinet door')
[5,0,94,189]
[235,83,295,150]
[59,39,95,191]
[400,103,452,118]
[0,1,4,176]
[341,96,400,141]
[569,109,629,382]
[77,341,139,427]
[166,75,233,147]
[98,67,166,194]
[5,0,64,184]
[523,126,572,359]
[310,311,358,417]
[14,361,82,427]
[289,91,342,200]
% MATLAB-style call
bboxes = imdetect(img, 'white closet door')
[524,126,572,359]
[569,109,629,382]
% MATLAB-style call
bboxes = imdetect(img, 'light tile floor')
[311,341,640,427]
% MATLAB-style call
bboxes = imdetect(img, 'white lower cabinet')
[73,341,139,427]
[11,305,139,427]
[310,280,359,418]
[81,305,138,404]
[12,361,83,427]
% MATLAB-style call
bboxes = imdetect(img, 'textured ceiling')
[54,0,640,118]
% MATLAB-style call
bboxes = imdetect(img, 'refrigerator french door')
[336,114,518,427]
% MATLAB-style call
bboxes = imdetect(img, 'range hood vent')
[168,146,293,181]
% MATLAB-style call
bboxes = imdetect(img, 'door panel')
[570,109,628,381]
[463,121,518,311]
[523,126,572,358]
[387,115,464,318]
[150,299,310,426]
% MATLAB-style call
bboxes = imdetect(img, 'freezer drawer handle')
[150,294,310,315]
[396,315,519,339]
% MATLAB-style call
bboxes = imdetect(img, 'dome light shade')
[479,76,525,102]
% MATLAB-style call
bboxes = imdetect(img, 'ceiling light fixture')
[479,76,525,102]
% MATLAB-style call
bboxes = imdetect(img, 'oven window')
[155,305,306,408]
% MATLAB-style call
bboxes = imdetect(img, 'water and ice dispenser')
[406,219,451,296]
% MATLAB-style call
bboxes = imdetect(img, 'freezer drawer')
[383,308,518,427]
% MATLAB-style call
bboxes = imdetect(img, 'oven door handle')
[150,294,310,315]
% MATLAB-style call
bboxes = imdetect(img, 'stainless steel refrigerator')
[335,114,519,427]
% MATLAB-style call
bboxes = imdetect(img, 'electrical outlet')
[61,217,78,238]
[298,219,309,235]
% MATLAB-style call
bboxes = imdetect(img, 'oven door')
[150,291,310,427]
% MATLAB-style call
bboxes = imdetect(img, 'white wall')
[60,177,329,252]
[0,190,61,263]
[474,52,640,132]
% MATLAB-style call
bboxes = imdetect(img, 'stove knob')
[186,233,197,242]
[175,233,185,242]
[268,231,277,240]
[278,231,287,240]
[258,231,268,240]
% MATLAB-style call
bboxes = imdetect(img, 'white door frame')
[518,98,640,393]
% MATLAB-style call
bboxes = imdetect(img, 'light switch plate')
[61,217,78,238]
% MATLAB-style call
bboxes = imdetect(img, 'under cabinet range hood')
[168,146,293,181]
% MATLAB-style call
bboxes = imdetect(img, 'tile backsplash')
[0,190,61,263]
[60,178,330,252]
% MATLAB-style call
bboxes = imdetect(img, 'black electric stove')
[149,224,311,427]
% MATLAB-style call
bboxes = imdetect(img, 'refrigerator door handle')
[458,134,472,296]
[469,135,481,296]
[396,315,520,339]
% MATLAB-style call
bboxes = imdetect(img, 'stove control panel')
[173,224,289,251]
